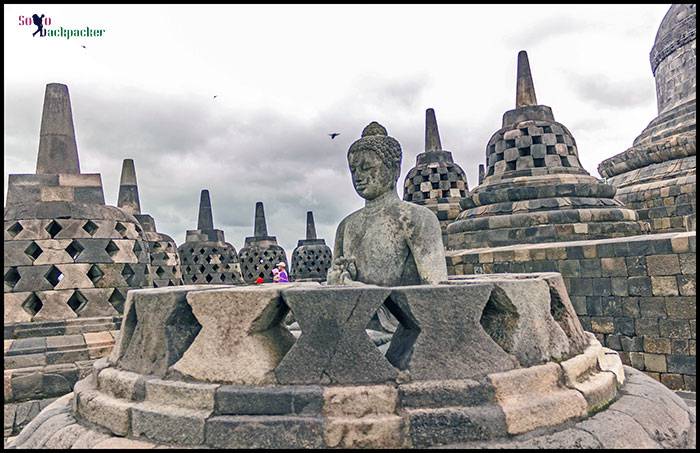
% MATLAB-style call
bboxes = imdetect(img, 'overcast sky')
[4,4,671,255]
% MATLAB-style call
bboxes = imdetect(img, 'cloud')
[4,73,437,256]
[567,73,654,110]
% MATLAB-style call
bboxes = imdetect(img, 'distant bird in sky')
[81,45,86,49]
[329,133,340,139]
[213,95,219,100]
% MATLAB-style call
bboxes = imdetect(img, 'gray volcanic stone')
[35,84,80,175]
[398,379,493,409]
[406,405,507,447]
[205,415,324,448]
[328,122,448,286]
[275,286,398,385]
[113,286,226,376]
[385,284,518,380]
[131,403,208,446]
[214,385,323,416]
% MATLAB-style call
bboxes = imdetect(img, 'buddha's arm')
[407,211,448,284]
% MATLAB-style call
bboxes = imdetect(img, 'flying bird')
[81,45,86,49]
[213,95,219,100]
[329,133,340,139]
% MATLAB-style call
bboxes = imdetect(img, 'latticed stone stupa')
[290,211,332,281]
[4,83,151,436]
[116,159,183,287]
[238,202,288,283]
[403,108,469,231]
[447,51,644,249]
[598,4,696,233]
[177,190,244,285]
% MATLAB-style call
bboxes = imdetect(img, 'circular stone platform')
[7,275,696,449]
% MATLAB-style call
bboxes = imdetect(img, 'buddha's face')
[348,150,395,200]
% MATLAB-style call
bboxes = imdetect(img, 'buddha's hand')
[327,256,357,285]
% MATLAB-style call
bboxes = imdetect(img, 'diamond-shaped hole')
[133,241,143,254]
[7,222,24,237]
[479,286,519,353]
[45,265,63,287]
[199,265,206,273]
[115,222,129,238]
[22,293,43,316]
[4,267,21,289]
[383,296,421,370]
[45,220,63,238]
[82,220,99,236]
[65,240,84,260]
[205,274,214,283]
[67,290,88,314]
[105,240,120,257]
[155,266,165,278]
[152,242,162,252]
[121,264,135,285]
[108,288,126,312]
[24,242,43,261]
[87,264,104,285]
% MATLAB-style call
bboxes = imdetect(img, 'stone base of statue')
[8,274,694,449]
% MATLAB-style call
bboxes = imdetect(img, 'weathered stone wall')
[446,231,696,391]
[652,13,696,114]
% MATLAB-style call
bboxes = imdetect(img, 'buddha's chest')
[342,213,409,266]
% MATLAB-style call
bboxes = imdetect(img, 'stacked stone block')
[290,211,332,282]
[9,278,695,449]
[403,108,469,232]
[238,202,289,283]
[598,4,696,233]
[177,190,244,285]
[116,159,183,287]
[447,51,643,249]
[4,83,151,437]
[446,231,696,390]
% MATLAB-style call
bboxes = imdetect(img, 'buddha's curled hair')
[348,121,402,179]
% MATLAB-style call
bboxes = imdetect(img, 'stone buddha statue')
[328,122,448,287]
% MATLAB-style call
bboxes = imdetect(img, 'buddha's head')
[347,122,402,201]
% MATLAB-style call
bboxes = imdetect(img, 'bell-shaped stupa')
[3,83,151,436]
[177,190,244,285]
[403,108,469,231]
[116,159,183,287]
[238,202,289,283]
[447,51,644,249]
[598,4,696,232]
[290,211,333,281]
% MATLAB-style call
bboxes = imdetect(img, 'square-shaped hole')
[556,135,564,144]
[532,135,542,145]
[65,240,84,260]
[533,158,546,167]
[4,267,21,289]
[82,220,99,236]
[109,289,126,312]
[115,222,129,238]
[22,293,43,316]
[87,264,104,285]
[546,145,556,155]
[24,242,43,261]
[67,290,88,314]
[45,220,63,238]
[7,222,23,237]
[105,240,120,257]
[121,264,135,284]
[45,265,63,287]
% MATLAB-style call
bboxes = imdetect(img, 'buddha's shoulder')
[337,209,363,228]
[394,199,438,219]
